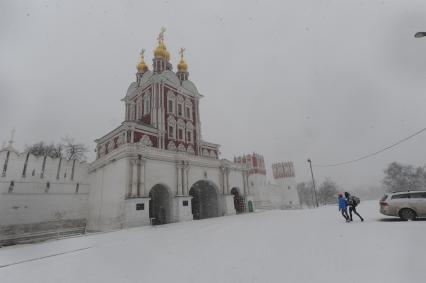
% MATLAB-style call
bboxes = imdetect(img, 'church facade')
[87,30,251,231]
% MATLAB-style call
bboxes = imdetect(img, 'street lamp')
[414,32,426,38]
[307,158,319,207]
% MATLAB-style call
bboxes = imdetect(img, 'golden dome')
[177,47,188,72]
[154,41,169,59]
[154,27,170,61]
[137,49,148,73]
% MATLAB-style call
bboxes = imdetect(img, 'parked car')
[380,191,426,220]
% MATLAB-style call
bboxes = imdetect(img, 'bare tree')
[61,136,88,161]
[383,162,426,192]
[317,178,338,205]
[297,182,315,207]
[25,142,62,158]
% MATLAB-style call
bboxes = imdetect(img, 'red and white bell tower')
[95,28,220,159]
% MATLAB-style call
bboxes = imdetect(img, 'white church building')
[0,30,298,245]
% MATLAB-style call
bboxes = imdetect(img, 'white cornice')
[89,144,235,172]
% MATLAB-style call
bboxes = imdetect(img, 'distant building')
[235,154,300,209]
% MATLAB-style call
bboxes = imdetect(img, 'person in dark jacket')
[338,193,349,222]
[344,192,364,222]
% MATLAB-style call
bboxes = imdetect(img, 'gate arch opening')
[231,187,245,214]
[149,184,171,225]
[189,180,219,220]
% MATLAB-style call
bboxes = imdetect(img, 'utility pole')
[307,158,319,207]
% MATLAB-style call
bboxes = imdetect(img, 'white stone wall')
[86,145,249,231]
[249,173,300,210]
[86,157,128,231]
[228,169,246,195]
[0,144,252,237]
[0,150,90,239]
[274,176,300,208]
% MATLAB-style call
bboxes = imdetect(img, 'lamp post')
[307,158,319,207]
[415,32,426,38]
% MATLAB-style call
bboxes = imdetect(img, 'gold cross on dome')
[179,47,185,59]
[157,27,166,43]
[140,49,145,58]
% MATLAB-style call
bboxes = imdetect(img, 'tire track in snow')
[0,246,93,269]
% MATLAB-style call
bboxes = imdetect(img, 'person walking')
[338,193,350,222]
[345,192,364,222]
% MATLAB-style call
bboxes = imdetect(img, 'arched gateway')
[189,180,219,220]
[149,184,171,225]
[231,187,245,214]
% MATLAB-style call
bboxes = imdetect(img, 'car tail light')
[380,201,388,207]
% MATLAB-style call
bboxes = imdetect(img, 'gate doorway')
[231,187,245,213]
[189,180,219,220]
[149,184,170,225]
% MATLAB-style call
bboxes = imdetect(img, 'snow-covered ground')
[0,200,425,283]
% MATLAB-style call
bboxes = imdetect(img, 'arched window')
[185,98,193,120]
[167,91,175,114]
[177,119,185,142]
[177,95,184,117]
[168,116,176,139]
[186,122,194,143]
[143,93,151,115]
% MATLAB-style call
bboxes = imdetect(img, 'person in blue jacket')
[338,193,349,222]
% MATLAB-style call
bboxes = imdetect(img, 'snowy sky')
[1,0,426,190]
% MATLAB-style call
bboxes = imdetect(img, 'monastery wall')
[0,150,90,244]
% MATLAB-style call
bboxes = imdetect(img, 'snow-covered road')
[0,200,425,283]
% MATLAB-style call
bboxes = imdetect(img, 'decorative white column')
[220,166,226,194]
[183,162,190,195]
[129,101,135,121]
[242,170,248,196]
[127,158,133,197]
[125,102,130,121]
[225,167,230,194]
[140,158,146,197]
[131,159,138,197]
[136,98,141,120]
[182,165,187,196]
[176,163,183,195]
[130,128,135,144]
[195,100,202,140]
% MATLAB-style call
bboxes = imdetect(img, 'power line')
[313,126,426,168]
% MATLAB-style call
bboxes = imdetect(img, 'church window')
[178,104,183,116]
[168,100,174,114]
[185,106,191,119]
[186,131,192,143]
[144,96,151,115]
[168,125,175,139]
[179,129,183,141]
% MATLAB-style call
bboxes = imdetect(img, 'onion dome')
[154,27,170,61]
[137,49,148,73]
[177,47,188,72]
